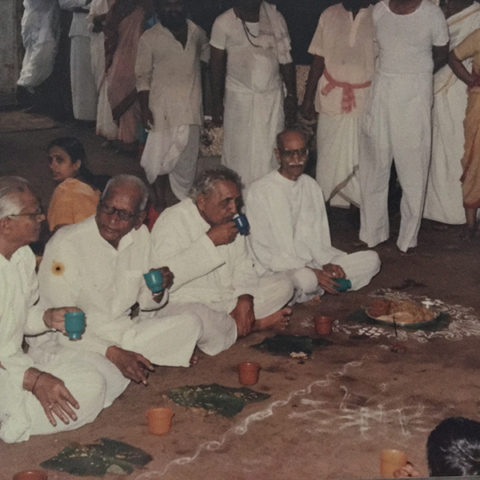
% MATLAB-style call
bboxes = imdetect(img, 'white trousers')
[316,113,362,208]
[70,36,97,121]
[0,355,117,443]
[288,250,381,304]
[359,72,433,252]
[141,125,200,200]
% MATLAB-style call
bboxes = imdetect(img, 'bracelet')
[31,371,45,393]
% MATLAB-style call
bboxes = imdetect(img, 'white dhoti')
[0,358,111,443]
[359,72,432,252]
[317,113,362,208]
[288,250,381,303]
[222,87,283,187]
[141,125,200,200]
[17,40,58,90]
[71,36,97,121]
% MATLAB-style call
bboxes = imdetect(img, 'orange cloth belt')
[320,69,372,114]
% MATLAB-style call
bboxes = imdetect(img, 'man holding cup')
[151,167,294,338]
[0,177,109,443]
[245,129,381,304]
[31,175,232,390]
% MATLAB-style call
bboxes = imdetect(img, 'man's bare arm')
[210,46,227,126]
[433,43,449,73]
[300,55,325,120]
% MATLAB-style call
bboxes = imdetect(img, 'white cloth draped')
[245,171,380,303]
[424,4,480,224]
[17,0,60,90]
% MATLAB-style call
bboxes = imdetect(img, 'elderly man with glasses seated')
[245,129,381,304]
[0,176,114,443]
[29,175,233,396]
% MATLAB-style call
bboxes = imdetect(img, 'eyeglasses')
[278,147,309,159]
[99,202,138,222]
[7,206,44,221]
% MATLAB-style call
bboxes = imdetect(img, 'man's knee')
[364,250,381,275]
[290,267,318,294]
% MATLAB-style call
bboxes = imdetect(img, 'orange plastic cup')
[146,407,174,436]
[237,362,261,385]
[12,471,48,480]
[380,449,408,478]
[315,315,333,335]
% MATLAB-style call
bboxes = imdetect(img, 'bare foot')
[304,295,322,307]
[190,355,198,366]
[253,307,292,331]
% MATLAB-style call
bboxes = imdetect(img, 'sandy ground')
[2,112,480,480]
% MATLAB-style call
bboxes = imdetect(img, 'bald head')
[276,129,307,151]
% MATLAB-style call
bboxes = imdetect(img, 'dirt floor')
[2,111,480,480]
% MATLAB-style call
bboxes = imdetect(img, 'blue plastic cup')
[144,270,163,293]
[64,312,85,341]
[333,278,352,292]
[234,214,250,235]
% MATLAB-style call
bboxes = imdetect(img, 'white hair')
[0,177,31,219]
[101,175,149,212]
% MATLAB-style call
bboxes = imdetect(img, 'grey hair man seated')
[245,129,381,304]
[151,167,294,339]
[29,174,232,398]
[0,177,108,443]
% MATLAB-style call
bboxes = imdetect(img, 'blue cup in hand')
[64,312,85,341]
[333,278,352,292]
[234,214,250,235]
[144,270,163,293]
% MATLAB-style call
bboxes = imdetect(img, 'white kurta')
[88,0,118,139]
[424,4,480,225]
[210,3,292,187]
[0,246,108,443]
[60,0,98,121]
[17,0,60,90]
[245,171,381,303]
[136,20,209,198]
[31,216,230,369]
[308,4,375,208]
[151,199,294,319]
[359,0,449,252]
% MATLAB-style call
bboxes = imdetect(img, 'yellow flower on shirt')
[51,261,65,276]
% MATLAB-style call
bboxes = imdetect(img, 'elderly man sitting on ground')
[0,177,110,443]
[151,168,294,339]
[29,175,233,395]
[245,129,381,304]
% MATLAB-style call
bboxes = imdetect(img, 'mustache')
[288,162,305,167]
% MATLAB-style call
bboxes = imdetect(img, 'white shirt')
[136,20,210,131]
[151,199,259,312]
[37,217,164,355]
[308,3,376,115]
[59,0,91,37]
[245,171,346,274]
[210,7,291,94]
[0,247,47,389]
[374,0,449,74]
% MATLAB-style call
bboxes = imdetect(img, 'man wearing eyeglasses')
[31,175,230,394]
[0,177,112,443]
[245,129,381,304]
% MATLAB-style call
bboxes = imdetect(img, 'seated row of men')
[0,129,380,443]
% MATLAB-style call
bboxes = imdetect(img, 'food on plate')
[366,299,435,324]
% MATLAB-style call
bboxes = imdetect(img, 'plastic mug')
[143,270,163,293]
[314,315,333,335]
[380,449,408,478]
[233,214,250,235]
[146,407,174,436]
[237,362,261,385]
[333,277,352,292]
[64,312,85,341]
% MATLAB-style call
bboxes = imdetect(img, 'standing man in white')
[136,0,209,211]
[210,0,297,188]
[358,0,449,252]
[301,0,375,209]
[60,0,98,121]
